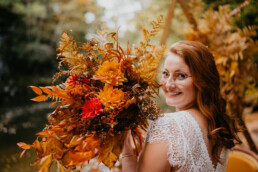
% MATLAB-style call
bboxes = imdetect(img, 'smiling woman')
[122,40,241,172]
[161,52,195,111]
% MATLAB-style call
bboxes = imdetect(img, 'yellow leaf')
[35,139,43,157]
[102,151,117,169]
[31,95,48,102]
[30,86,43,95]
[101,135,123,169]
[38,154,53,172]
[56,160,67,172]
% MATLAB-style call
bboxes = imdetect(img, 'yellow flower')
[96,61,127,86]
[98,86,127,111]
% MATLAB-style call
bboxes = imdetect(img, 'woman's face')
[161,52,196,111]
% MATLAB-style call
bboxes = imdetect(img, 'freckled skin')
[160,52,196,111]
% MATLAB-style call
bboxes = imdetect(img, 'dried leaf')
[102,151,117,169]
[31,95,48,102]
[36,131,50,136]
[30,86,43,95]
[20,149,26,158]
[40,87,54,95]
[31,158,41,166]
[38,154,53,172]
[17,142,34,149]
[56,160,67,172]
[69,151,93,165]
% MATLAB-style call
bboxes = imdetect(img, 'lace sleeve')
[146,111,230,172]
[146,113,186,168]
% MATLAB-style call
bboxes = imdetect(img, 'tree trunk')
[178,0,198,31]
[160,0,177,45]
[236,110,258,154]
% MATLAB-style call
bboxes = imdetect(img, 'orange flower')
[65,74,90,96]
[98,85,127,111]
[95,61,127,86]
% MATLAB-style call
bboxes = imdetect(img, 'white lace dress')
[146,111,229,172]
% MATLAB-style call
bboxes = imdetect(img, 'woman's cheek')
[160,79,167,93]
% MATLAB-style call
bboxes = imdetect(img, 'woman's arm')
[122,131,171,172]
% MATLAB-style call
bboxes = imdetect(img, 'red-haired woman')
[122,41,241,172]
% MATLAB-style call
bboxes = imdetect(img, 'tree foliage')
[0,0,102,106]
[185,0,258,151]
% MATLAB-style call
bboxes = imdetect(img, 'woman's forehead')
[164,53,190,72]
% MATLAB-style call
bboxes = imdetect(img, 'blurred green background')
[0,0,257,171]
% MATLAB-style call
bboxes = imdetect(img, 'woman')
[122,41,241,172]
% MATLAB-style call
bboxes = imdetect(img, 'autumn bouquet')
[18,16,164,171]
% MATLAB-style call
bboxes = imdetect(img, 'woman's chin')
[165,98,177,107]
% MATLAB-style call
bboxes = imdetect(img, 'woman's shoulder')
[153,111,195,125]
[147,111,199,140]
[149,110,205,141]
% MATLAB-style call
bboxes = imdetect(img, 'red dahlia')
[81,98,104,119]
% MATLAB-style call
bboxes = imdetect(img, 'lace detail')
[146,111,229,172]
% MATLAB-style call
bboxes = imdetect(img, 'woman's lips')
[167,92,182,96]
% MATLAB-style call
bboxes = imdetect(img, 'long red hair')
[169,40,241,161]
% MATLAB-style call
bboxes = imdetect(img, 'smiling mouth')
[168,92,182,96]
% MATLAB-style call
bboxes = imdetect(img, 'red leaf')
[30,86,43,95]
[31,95,48,102]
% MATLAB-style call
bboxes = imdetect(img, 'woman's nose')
[165,79,176,89]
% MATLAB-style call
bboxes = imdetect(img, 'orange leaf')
[20,149,26,159]
[31,95,48,102]
[66,135,82,148]
[35,139,43,157]
[31,158,41,166]
[40,87,54,96]
[69,151,93,165]
[17,142,34,149]
[49,102,58,107]
[36,131,50,136]
[30,86,43,95]
[38,154,53,172]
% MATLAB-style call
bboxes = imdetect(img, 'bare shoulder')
[138,141,171,172]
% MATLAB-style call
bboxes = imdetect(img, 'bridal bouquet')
[18,16,164,172]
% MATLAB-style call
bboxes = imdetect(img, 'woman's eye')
[177,73,187,79]
[162,71,169,77]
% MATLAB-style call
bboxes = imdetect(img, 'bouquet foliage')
[17,16,164,172]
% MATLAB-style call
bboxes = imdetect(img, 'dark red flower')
[66,74,91,95]
[81,98,104,119]
[66,74,90,87]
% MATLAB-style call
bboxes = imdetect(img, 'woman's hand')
[122,130,134,156]
[121,130,137,172]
